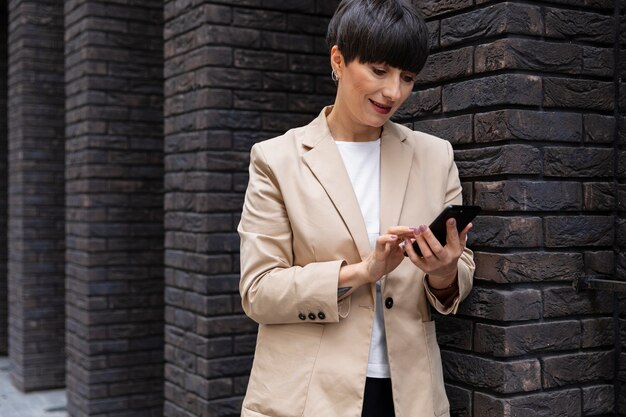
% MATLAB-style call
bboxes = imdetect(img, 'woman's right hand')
[362,234,405,283]
[337,234,404,299]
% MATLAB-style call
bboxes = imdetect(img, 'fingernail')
[418,225,427,233]
[389,234,397,239]
[409,226,419,232]
[448,218,456,226]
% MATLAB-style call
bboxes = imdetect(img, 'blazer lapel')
[301,109,371,261]
[380,122,412,233]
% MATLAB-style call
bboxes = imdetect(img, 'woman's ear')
[330,45,343,78]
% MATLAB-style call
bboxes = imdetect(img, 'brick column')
[64,1,164,416]
[7,0,66,391]
[618,3,626,415]
[0,2,8,356]
[403,1,619,415]
[163,1,338,415]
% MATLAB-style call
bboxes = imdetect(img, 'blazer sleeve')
[238,143,344,325]
[423,140,475,315]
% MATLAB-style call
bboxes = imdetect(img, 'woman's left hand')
[403,218,472,288]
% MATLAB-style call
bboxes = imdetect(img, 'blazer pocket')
[424,320,450,417]
[244,323,324,417]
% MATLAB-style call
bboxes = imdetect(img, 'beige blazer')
[238,107,474,417]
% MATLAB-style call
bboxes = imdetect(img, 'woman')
[237,1,474,416]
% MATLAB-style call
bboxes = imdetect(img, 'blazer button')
[318,311,326,320]
[385,297,394,309]
[298,313,306,321]
[308,313,316,320]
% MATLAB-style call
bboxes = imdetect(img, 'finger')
[375,234,398,254]
[458,223,472,245]
[403,238,425,267]
[446,218,460,248]
[386,226,414,237]
[419,226,442,258]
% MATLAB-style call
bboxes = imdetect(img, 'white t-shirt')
[335,139,390,378]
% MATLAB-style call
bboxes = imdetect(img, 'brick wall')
[162,1,339,415]
[7,0,66,391]
[402,1,620,415]
[0,1,7,356]
[64,0,164,415]
[619,3,625,415]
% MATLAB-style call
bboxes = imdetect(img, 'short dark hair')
[326,0,429,74]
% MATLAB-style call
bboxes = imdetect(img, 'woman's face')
[333,50,416,130]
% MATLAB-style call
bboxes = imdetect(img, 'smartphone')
[405,205,481,257]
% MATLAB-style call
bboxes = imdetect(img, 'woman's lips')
[370,99,392,114]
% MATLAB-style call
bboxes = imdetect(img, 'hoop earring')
[331,70,339,82]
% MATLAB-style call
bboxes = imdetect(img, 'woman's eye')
[403,75,416,83]
[372,67,386,76]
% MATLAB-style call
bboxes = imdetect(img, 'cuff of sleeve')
[424,261,472,315]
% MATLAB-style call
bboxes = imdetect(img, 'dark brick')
[263,71,315,93]
[458,286,542,321]
[544,78,614,111]
[545,8,614,44]
[288,94,334,113]
[474,110,582,143]
[164,5,232,40]
[474,321,581,357]
[475,38,582,74]
[440,3,542,46]
[233,8,286,30]
[543,286,614,317]
[415,46,473,84]
[260,32,314,53]
[234,49,287,71]
[426,20,440,51]
[584,114,616,143]
[444,384,471,417]
[544,147,614,178]
[542,351,614,388]
[315,0,340,16]
[443,351,541,393]
[474,390,581,417]
[474,252,584,284]
[469,216,542,248]
[583,182,615,211]
[394,87,441,120]
[583,385,615,415]
[443,74,542,112]
[287,14,329,35]
[260,0,314,13]
[434,315,472,350]
[583,46,614,77]
[584,251,615,275]
[413,115,472,145]
[581,317,614,348]
[419,0,473,17]
[474,181,581,211]
[233,90,287,111]
[455,145,542,177]
[544,216,613,247]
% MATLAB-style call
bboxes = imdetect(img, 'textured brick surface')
[0,4,7,356]
[7,0,66,391]
[163,1,338,416]
[413,1,623,414]
[474,389,581,417]
[64,0,164,415]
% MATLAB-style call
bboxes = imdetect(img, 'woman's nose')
[382,76,402,101]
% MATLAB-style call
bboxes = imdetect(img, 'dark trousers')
[361,377,395,417]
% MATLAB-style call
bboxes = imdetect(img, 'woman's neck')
[326,104,382,142]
